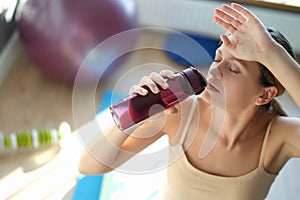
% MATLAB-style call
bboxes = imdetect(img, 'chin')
[200,88,225,108]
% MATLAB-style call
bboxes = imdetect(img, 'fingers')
[219,34,232,47]
[221,4,248,24]
[213,3,254,34]
[159,69,176,79]
[129,69,176,96]
[129,84,148,95]
[231,3,255,21]
[213,8,240,34]
[213,14,237,35]
[148,72,169,90]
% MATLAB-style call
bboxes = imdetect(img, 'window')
[262,0,300,8]
[220,0,300,12]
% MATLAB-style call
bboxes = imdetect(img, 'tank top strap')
[258,116,278,168]
[179,96,198,144]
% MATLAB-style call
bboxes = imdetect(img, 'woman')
[79,3,300,200]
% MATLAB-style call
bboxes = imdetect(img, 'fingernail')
[141,89,148,95]
[162,82,168,89]
[170,74,176,78]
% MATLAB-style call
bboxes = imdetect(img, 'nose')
[208,63,222,80]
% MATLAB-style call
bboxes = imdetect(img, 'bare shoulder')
[264,116,300,173]
[271,116,300,158]
[272,116,300,136]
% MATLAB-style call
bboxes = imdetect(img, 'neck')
[210,105,269,149]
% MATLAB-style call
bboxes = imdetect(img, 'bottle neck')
[182,67,207,94]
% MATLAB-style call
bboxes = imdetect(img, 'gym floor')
[0,29,299,199]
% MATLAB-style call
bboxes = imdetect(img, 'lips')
[207,82,220,92]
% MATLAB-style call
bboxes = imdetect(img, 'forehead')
[216,46,260,74]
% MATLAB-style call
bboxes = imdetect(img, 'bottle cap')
[182,67,207,94]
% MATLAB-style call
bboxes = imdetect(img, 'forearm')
[78,129,129,174]
[77,109,130,174]
[261,43,300,108]
[77,108,168,174]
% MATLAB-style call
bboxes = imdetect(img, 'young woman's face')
[202,46,264,112]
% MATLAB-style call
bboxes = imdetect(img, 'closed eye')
[229,65,241,74]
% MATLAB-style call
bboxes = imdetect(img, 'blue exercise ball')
[17,0,138,84]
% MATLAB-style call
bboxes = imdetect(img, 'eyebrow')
[217,48,248,71]
[233,59,247,71]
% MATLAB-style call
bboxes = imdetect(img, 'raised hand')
[213,3,276,63]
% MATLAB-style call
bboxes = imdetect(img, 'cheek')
[223,77,260,104]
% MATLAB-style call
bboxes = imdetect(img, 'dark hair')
[258,27,296,116]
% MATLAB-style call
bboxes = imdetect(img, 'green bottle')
[0,121,71,153]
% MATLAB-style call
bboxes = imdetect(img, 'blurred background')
[0,0,299,199]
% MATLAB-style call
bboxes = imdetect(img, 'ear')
[256,86,278,106]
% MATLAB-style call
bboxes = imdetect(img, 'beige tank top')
[160,98,277,200]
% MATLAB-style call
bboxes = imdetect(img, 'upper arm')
[265,117,300,173]
[277,117,300,159]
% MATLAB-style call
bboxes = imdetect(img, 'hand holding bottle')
[129,69,178,115]
[110,67,207,131]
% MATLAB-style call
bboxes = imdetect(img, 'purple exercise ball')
[17,0,138,84]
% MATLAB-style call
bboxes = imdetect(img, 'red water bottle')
[110,67,207,131]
